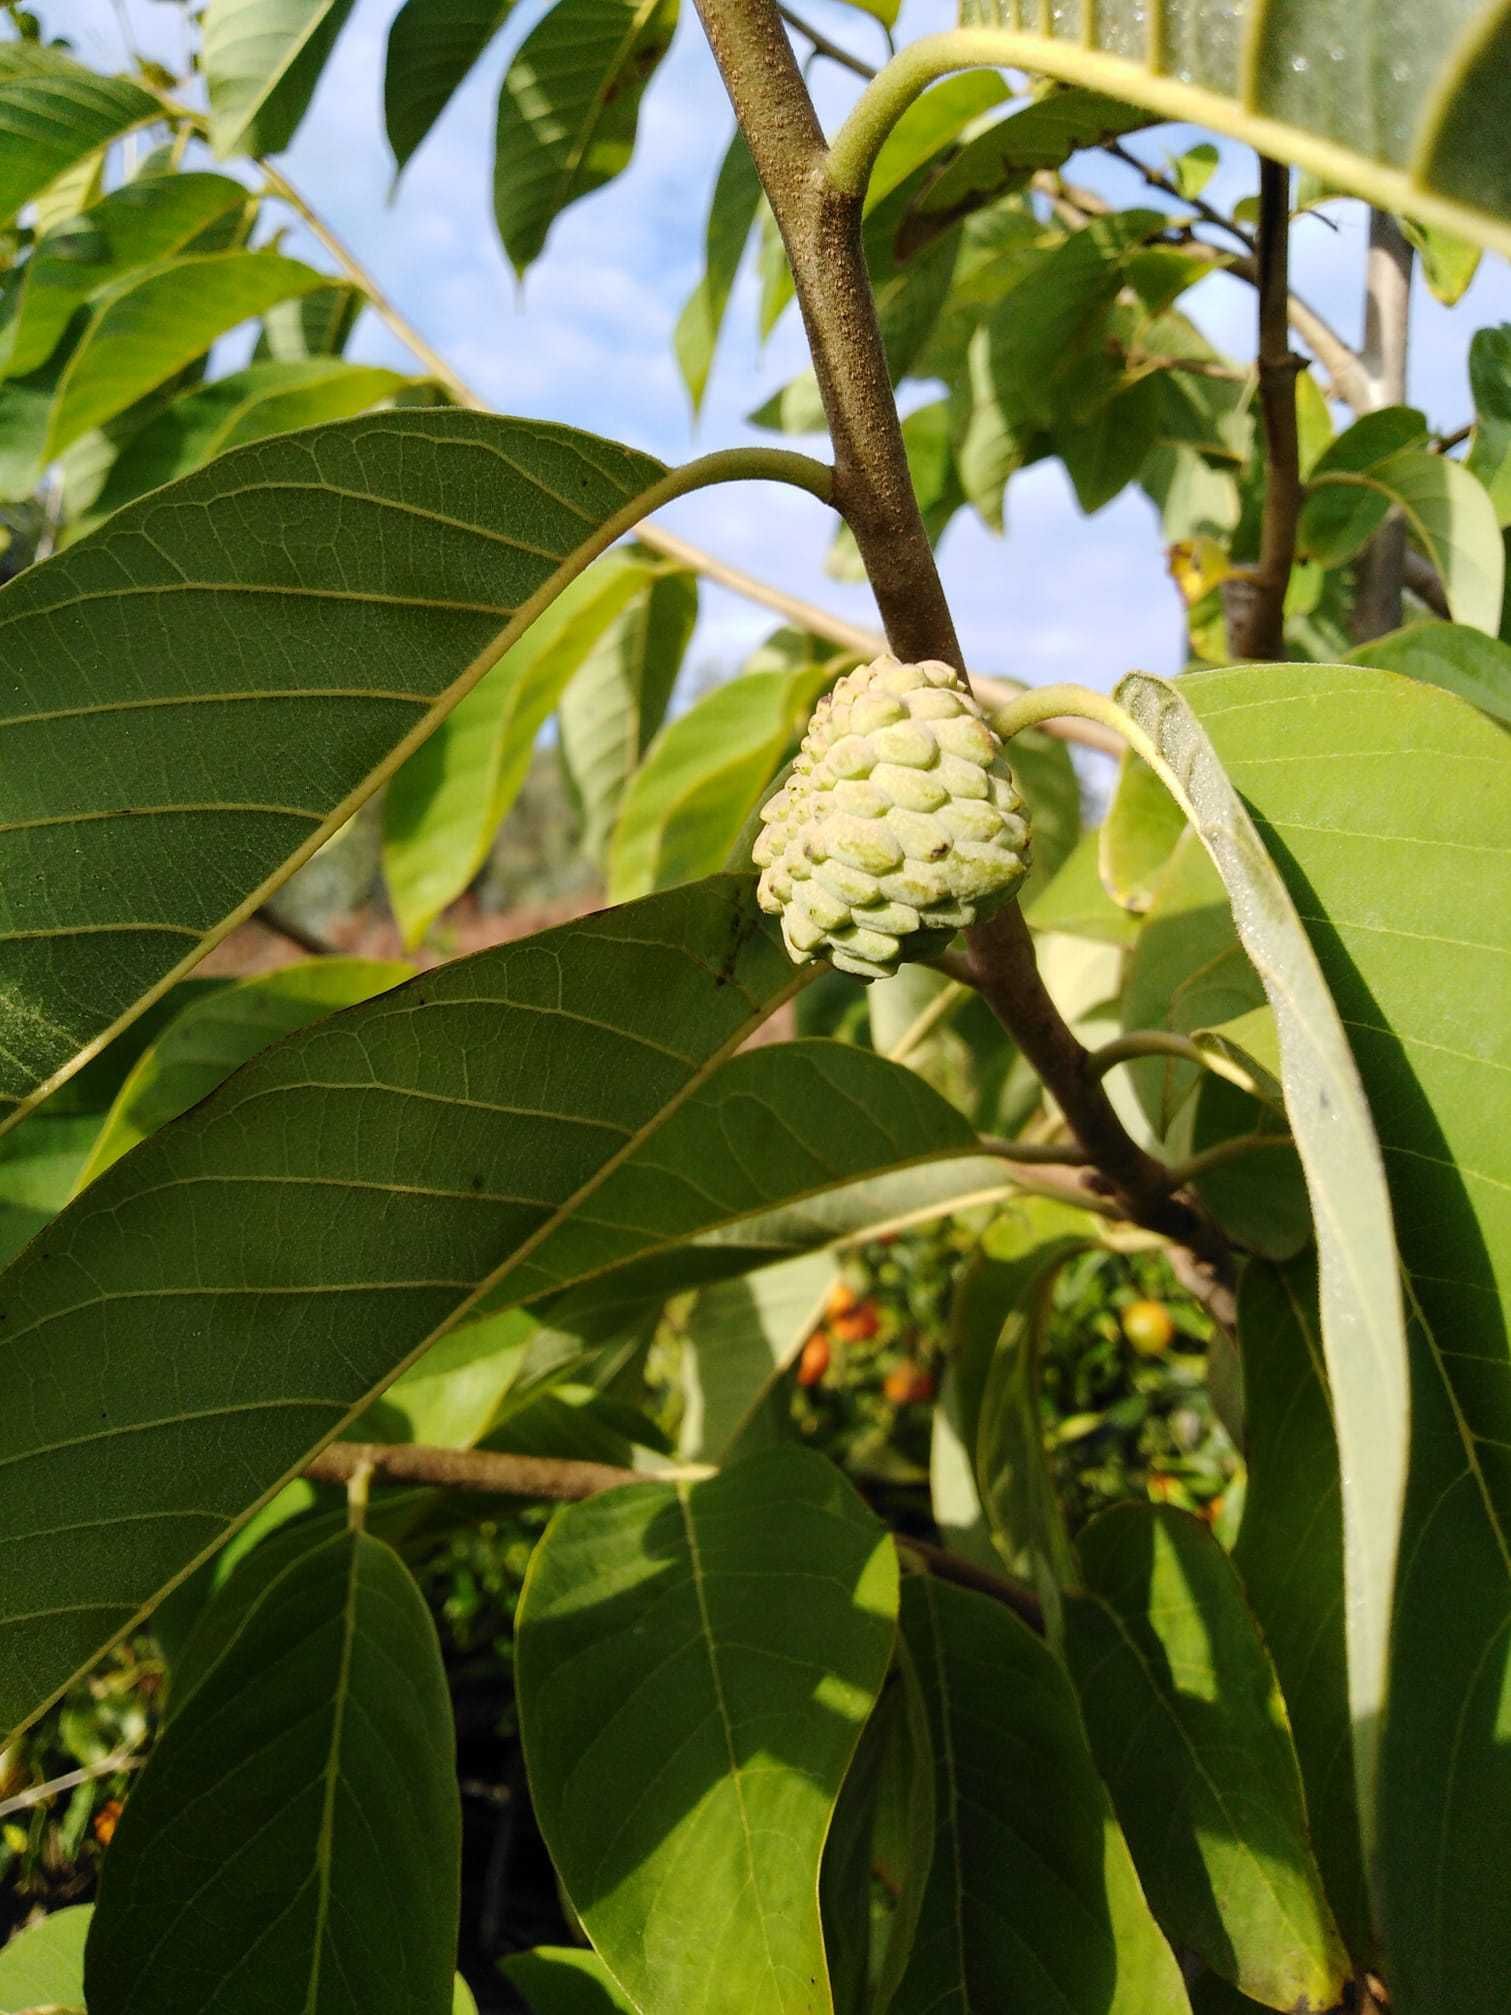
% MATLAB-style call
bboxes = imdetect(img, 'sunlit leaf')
[674,128,763,415]
[0,1901,90,2014]
[202,0,361,157]
[1349,616,1511,725]
[0,45,157,230]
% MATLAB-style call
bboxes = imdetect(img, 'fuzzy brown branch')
[305,1440,658,1501]
[1225,159,1301,663]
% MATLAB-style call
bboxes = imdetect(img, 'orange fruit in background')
[883,1364,936,1406]
[1122,1299,1175,1355]
[93,1798,123,1846]
[796,1331,831,1387]
[831,1302,880,1344]
[825,1281,859,1318]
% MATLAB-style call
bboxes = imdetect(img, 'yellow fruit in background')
[1122,1298,1175,1356]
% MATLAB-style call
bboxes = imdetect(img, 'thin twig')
[1226,158,1301,662]
[1435,421,1473,454]
[896,1534,1043,1631]
[777,2,876,80]
[0,1750,145,1821]
[1103,136,1255,257]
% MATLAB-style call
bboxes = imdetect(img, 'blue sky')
[72,0,1511,690]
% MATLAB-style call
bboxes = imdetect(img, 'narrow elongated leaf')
[517,1447,897,2015]
[893,1573,1189,2015]
[2,173,250,381]
[73,360,418,536]
[202,0,361,157]
[1234,1261,1371,1963]
[0,1903,90,2013]
[606,642,838,899]
[678,1250,832,1461]
[674,128,762,415]
[493,0,678,276]
[0,45,157,230]
[386,0,514,173]
[557,561,696,864]
[1168,665,1511,2015]
[953,0,1511,255]
[1065,1505,1349,2007]
[43,250,327,462]
[1349,616,1511,725]
[382,548,657,945]
[86,1531,459,2015]
[0,882,998,1737]
[503,1948,635,2013]
[1116,666,1411,1856]
[1466,322,1511,522]
[77,958,410,1183]
[0,409,667,1126]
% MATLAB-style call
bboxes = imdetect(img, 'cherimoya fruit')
[752,654,1030,980]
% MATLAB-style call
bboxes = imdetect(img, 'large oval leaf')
[0,409,667,1128]
[1064,1505,1348,2008]
[1116,667,1408,1867]
[1169,663,1511,2015]
[0,880,998,1738]
[892,1573,1189,2014]
[86,1531,459,2015]
[516,1446,897,2015]
[945,0,1511,255]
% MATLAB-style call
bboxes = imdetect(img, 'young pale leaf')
[606,646,837,900]
[0,173,250,381]
[864,72,1010,216]
[0,45,158,230]
[77,957,410,1184]
[0,409,669,1127]
[1117,665,1413,1859]
[1348,617,1511,725]
[0,881,1006,1738]
[674,128,763,415]
[0,1901,90,2013]
[202,0,361,157]
[557,562,697,865]
[891,1574,1189,2014]
[503,1947,636,2013]
[1099,749,1186,913]
[493,0,678,276]
[71,360,418,536]
[386,0,515,174]
[86,1532,459,2015]
[516,1447,897,2015]
[677,1250,833,1462]
[953,0,1511,253]
[1234,1262,1371,1964]
[382,547,657,943]
[1064,1506,1349,2006]
[1158,663,1511,2013]
[1402,215,1482,302]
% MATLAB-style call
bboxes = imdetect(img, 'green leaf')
[1402,214,1482,302]
[606,644,836,901]
[0,881,1006,1736]
[503,1948,636,2013]
[678,1251,831,1462]
[70,359,418,536]
[1116,665,1413,1857]
[1297,403,1429,563]
[453,1977,479,2015]
[953,0,1511,254]
[1,172,250,381]
[1313,446,1505,632]
[202,0,362,158]
[1349,616,1511,725]
[516,1447,897,2015]
[77,957,410,1185]
[0,1902,90,2014]
[356,1310,532,1447]
[44,249,328,463]
[1170,665,1511,2015]
[0,408,667,1125]
[493,0,678,277]
[674,128,764,415]
[1171,141,1219,198]
[0,45,158,231]
[892,1573,1190,2014]
[1064,1505,1349,2007]
[385,0,514,174]
[557,561,697,866]
[1025,829,1143,946]
[253,282,363,361]
[865,72,1010,216]
[382,548,657,946]
[1466,322,1511,523]
[86,1531,459,2015]
[1234,1261,1371,1963]
[1058,369,1162,514]
[1100,750,1186,914]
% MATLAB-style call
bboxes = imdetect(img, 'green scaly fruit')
[752,654,1030,979]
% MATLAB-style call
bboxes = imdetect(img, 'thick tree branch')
[1226,159,1301,662]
